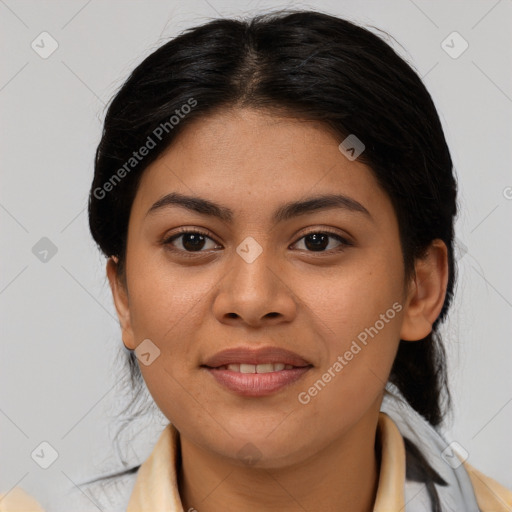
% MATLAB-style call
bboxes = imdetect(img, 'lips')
[206,366,311,396]
[202,346,311,369]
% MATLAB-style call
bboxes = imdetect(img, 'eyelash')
[162,227,352,258]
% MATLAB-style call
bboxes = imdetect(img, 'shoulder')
[0,487,45,511]
[464,462,512,512]
[0,467,140,512]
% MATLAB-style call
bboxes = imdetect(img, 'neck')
[178,408,381,512]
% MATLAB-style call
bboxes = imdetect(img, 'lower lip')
[204,366,311,397]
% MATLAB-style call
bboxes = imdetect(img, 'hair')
[88,9,457,472]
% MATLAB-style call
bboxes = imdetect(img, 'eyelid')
[162,227,221,253]
[293,226,353,245]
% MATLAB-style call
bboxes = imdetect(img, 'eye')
[163,229,220,254]
[162,228,352,256]
[291,230,352,253]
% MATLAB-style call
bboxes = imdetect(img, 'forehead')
[168,108,345,170]
[131,108,392,224]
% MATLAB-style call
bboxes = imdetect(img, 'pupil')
[305,233,328,251]
[183,233,205,251]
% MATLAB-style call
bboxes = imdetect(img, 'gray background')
[1,0,511,508]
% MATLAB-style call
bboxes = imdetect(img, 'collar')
[126,412,406,511]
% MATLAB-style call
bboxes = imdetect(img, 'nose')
[212,244,297,328]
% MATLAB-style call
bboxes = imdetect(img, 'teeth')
[240,363,256,374]
[222,363,294,373]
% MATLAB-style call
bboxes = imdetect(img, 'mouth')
[201,346,313,396]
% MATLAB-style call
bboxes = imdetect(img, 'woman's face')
[110,107,412,468]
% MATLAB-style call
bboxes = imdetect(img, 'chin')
[204,425,313,469]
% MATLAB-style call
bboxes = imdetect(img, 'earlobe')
[106,257,136,350]
[400,239,449,342]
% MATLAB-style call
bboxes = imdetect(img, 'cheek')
[129,270,210,425]
[126,254,216,348]
[293,253,404,407]
[294,253,404,345]
[295,300,402,437]
[124,260,222,421]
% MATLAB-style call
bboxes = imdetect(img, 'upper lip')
[202,347,312,368]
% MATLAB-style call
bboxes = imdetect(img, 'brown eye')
[163,230,220,253]
[292,231,351,253]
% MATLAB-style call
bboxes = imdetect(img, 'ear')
[106,257,137,350]
[400,239,449,342]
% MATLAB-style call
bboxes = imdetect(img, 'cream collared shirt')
[2,413,511,511]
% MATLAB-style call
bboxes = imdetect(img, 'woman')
[3,9,510,512]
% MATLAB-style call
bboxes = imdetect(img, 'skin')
[107,108,448,512]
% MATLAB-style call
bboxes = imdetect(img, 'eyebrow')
[145,192,372,224]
